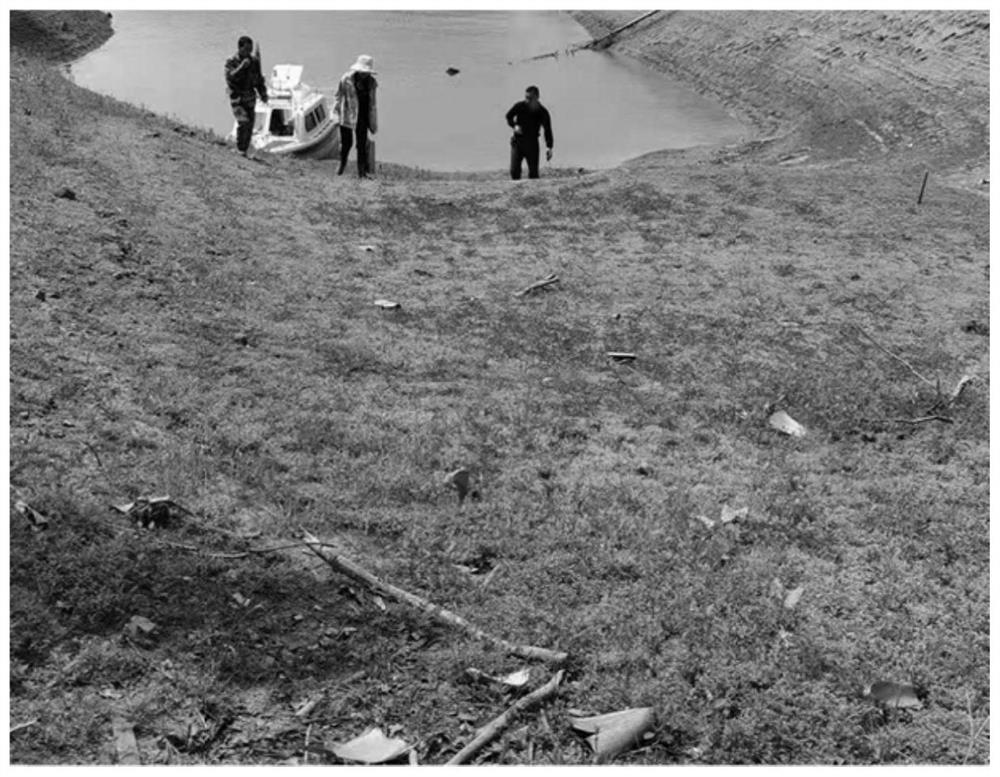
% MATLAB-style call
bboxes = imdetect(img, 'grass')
[9,30,990,766]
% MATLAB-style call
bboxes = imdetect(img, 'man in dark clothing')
[505,85,554,180]
[225,35,268,157]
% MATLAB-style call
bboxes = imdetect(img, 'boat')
[231,64,341,160]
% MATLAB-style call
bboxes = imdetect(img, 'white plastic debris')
[768,410,806,437]
[570,707,656,763]
[374,299,400,309]
[331,727,410,764]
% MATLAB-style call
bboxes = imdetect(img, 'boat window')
[305,109,316,133]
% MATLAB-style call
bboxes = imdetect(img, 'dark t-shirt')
[505,100,554,148]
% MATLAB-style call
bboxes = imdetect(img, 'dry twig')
[302,532,568,665]
[849,324,937,388]
[445,670,565,765]
[515,273,560,297]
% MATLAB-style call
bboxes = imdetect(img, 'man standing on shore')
[505,85,554,180]
[334,54,378,178]
[225,35,268,157]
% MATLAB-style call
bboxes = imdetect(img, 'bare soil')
[9,9,989,766]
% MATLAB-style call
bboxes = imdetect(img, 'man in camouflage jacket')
[225,35,268,156]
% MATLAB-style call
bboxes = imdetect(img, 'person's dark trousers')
[338,125,354,174]
[355,119,371,177]
[232,99,255,153]
[510,136,540,180]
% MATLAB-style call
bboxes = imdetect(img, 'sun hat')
[350,54,376,74]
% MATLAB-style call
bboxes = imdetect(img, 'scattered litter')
[635,462,653,476]
[783,586,805,610]
[607,352,636,362]
[864,680,924,710]
[515,273,560,296]
[232,592,251,608]
[768,410,806,437]
[694,514,716,530]
[111,495,182,529]
[466,667,532,689]
[446,67,460,76]
[330,727,411,764]
[373,298,401,310]
[14,499,49,531]
[358,244,376,253]
[372,595,388,612]
[112,716,141,765]
[445,467,471,503]
[720,504,749,524]
[570,707,656,763]
[54,187,77,201]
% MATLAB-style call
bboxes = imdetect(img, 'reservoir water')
[70,10,746,172]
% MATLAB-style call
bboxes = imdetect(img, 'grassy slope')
[9,10,989,765]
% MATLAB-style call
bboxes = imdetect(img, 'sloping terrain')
[9,9,989,765]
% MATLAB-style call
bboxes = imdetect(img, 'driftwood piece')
[302,533,568,665]
[445,670,565,765]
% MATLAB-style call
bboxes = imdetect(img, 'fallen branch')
[894,415,954,425]
[515,274,559,297]
[158,540,308,559]
[302,532,568,665]
[446,670,564,765]
[849,324,937,389]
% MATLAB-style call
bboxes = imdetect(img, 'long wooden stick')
[446,670,565,765]
[302,533,568,665]
[850,324,937,388]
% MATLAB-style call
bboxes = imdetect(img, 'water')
[71,10,745,171]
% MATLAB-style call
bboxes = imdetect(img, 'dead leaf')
[466,667,532,688]
[783,586,804,610]
[694,514,716,529]
[331,727,410,764]
[14,499,49,530]
[720,504,749,524]
[864,681,923,709]
[570,707,656,763]
[768,410,806,437]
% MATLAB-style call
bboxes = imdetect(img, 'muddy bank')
[571,10,989,167]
